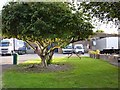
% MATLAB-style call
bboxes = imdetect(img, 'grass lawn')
[2,57,119,88]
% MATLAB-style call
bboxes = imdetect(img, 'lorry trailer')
[94,37,119,54]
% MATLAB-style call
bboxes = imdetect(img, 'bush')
[89,50,100,55]
[89,50,100,59]
[96,50,100,54]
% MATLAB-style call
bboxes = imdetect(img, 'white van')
[62,44,84,54]
[74,44,84,54]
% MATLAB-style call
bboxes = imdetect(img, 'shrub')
[89,50,100,55]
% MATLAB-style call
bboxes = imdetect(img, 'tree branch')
[25,40,35,51]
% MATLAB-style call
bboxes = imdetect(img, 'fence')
[89,54,120,66]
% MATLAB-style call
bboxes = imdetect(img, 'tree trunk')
[47,51,54,65]
[25,41,54,67]
[34,45,55,67]
[41,55,47,67]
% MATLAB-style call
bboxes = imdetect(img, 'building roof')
[92,33,120,38]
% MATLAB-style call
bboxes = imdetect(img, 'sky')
[0,0,118,34]
[0,0,9,10]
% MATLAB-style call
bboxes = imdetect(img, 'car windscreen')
[65,46,72,49]
[1,42,10,47]
[76,46,82,49]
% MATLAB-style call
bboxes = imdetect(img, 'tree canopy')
[80,2,120,25]
[2,2,93,67]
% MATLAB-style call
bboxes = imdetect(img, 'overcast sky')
[0,0,118,34]
[0,0,8,10]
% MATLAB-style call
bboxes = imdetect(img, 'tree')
[80,2,120,25]
[2,2,93,67]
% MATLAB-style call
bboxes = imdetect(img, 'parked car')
[62,45,73,54]
[62,44,84,54]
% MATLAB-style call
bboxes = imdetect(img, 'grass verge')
[2,57,119,88]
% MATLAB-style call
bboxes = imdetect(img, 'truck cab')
[0,39,14,55]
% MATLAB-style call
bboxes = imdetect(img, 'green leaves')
[80,2,120,23]
[2,2,93,46]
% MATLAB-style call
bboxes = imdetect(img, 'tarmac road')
[0,53,89,65]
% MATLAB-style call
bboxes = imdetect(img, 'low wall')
[90,54,119,66]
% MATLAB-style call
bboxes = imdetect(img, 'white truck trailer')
[94,37,119,54]
[0,38,26,55]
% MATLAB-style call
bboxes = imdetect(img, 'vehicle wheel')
[82,52,84,54]
[19,51,25,55]
[11,51,14,55]
[17,51,21,55]
[1,54,4,56]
